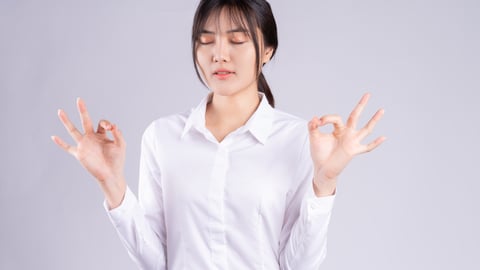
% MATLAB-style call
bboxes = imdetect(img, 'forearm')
[106,187,166,270]
[279,190,334,269]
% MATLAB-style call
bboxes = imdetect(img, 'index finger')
[346,93,370,129]
[77,98,94,133]
[58,109,82,142]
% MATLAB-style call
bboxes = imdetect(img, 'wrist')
[313,170,337,197]
[98,176,127,209]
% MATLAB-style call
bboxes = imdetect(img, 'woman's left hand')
[308,93,386,196]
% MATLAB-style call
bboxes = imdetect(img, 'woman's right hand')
[51,98,127,208]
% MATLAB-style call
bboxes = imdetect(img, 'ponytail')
[258,72,275,108]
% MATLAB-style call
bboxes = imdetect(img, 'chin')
[208,84,243,97]
[208,82,257,98]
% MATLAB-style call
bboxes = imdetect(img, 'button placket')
[208,144,230,269]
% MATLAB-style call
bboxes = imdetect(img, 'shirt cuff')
[304,186,336,219]
[103,186,138,226]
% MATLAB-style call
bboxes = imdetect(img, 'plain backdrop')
[1,0,479,269]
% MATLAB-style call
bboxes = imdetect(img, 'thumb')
[97,120,113,135]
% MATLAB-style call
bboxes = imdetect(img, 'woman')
[52,0,385,269]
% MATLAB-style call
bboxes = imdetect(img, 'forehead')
[202,7,250,31]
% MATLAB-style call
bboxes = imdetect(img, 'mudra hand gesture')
[51,98,127,208]
[308,93,386,196]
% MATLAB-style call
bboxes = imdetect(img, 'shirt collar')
[181,92,274,144]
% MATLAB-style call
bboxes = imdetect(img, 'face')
[195,9,272,98]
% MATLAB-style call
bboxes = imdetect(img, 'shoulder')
[142,110,190,141]
[261,108,310,158]
[266,109,312,179]
[271,108,309,140]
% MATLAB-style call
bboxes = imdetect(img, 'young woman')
[52,0,385,269]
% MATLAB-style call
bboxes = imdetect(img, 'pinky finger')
[365,136,387,153]
[51,135,76,156]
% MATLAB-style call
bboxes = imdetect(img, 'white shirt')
[105,92,336,270]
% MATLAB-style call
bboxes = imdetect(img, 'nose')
[213,37,230,63]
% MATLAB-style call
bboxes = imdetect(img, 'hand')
[308,93,385,196]
[51,98,127,207]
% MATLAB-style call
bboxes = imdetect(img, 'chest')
[158,138,300,223]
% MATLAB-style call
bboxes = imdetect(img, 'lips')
[213,69,235,79]
[213,69,234,75]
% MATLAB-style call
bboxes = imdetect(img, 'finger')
[58,109,82,142]
[364,136,386,153]
[111,124,125,147]
[308,116,325,139]
[51,135,76,155]
[346,93,370,129]
[77,98,94,134]
[358,108,385,139]
[319,114,344,135]
[308,117,321,133]
[309,117,331,137]
[97,119,113,135]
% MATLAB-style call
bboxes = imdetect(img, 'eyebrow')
[200,28,249,34]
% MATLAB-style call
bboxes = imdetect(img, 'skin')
[52,99,127,208]
[309,93,385,196]
[52,10,385,210]
[197,10,273,142]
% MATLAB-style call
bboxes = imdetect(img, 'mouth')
[213,70,235,80]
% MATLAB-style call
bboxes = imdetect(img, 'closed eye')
[198,33,214,45]
[230,32,249,44]
[197,30,250,45]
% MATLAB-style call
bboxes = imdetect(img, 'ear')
[262,46,274,64]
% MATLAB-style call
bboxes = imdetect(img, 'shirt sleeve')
[104,122,167,270]
[279,131,336,270]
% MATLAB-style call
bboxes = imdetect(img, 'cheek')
[196,49,211,76]
[234,47,257,75]
[196,48,209,66]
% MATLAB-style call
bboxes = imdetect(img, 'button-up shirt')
[105,92,335,270]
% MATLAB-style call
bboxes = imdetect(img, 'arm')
[106,124,167,269]
[278,134,335,270]
[52,99,166,269]
[279,93,385,269]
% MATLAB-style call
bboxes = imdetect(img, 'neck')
[205,89,261,142]
[207,90,260,126]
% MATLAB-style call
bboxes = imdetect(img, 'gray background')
[1,0,479,269]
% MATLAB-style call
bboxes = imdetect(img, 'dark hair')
[191,0,278,107]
